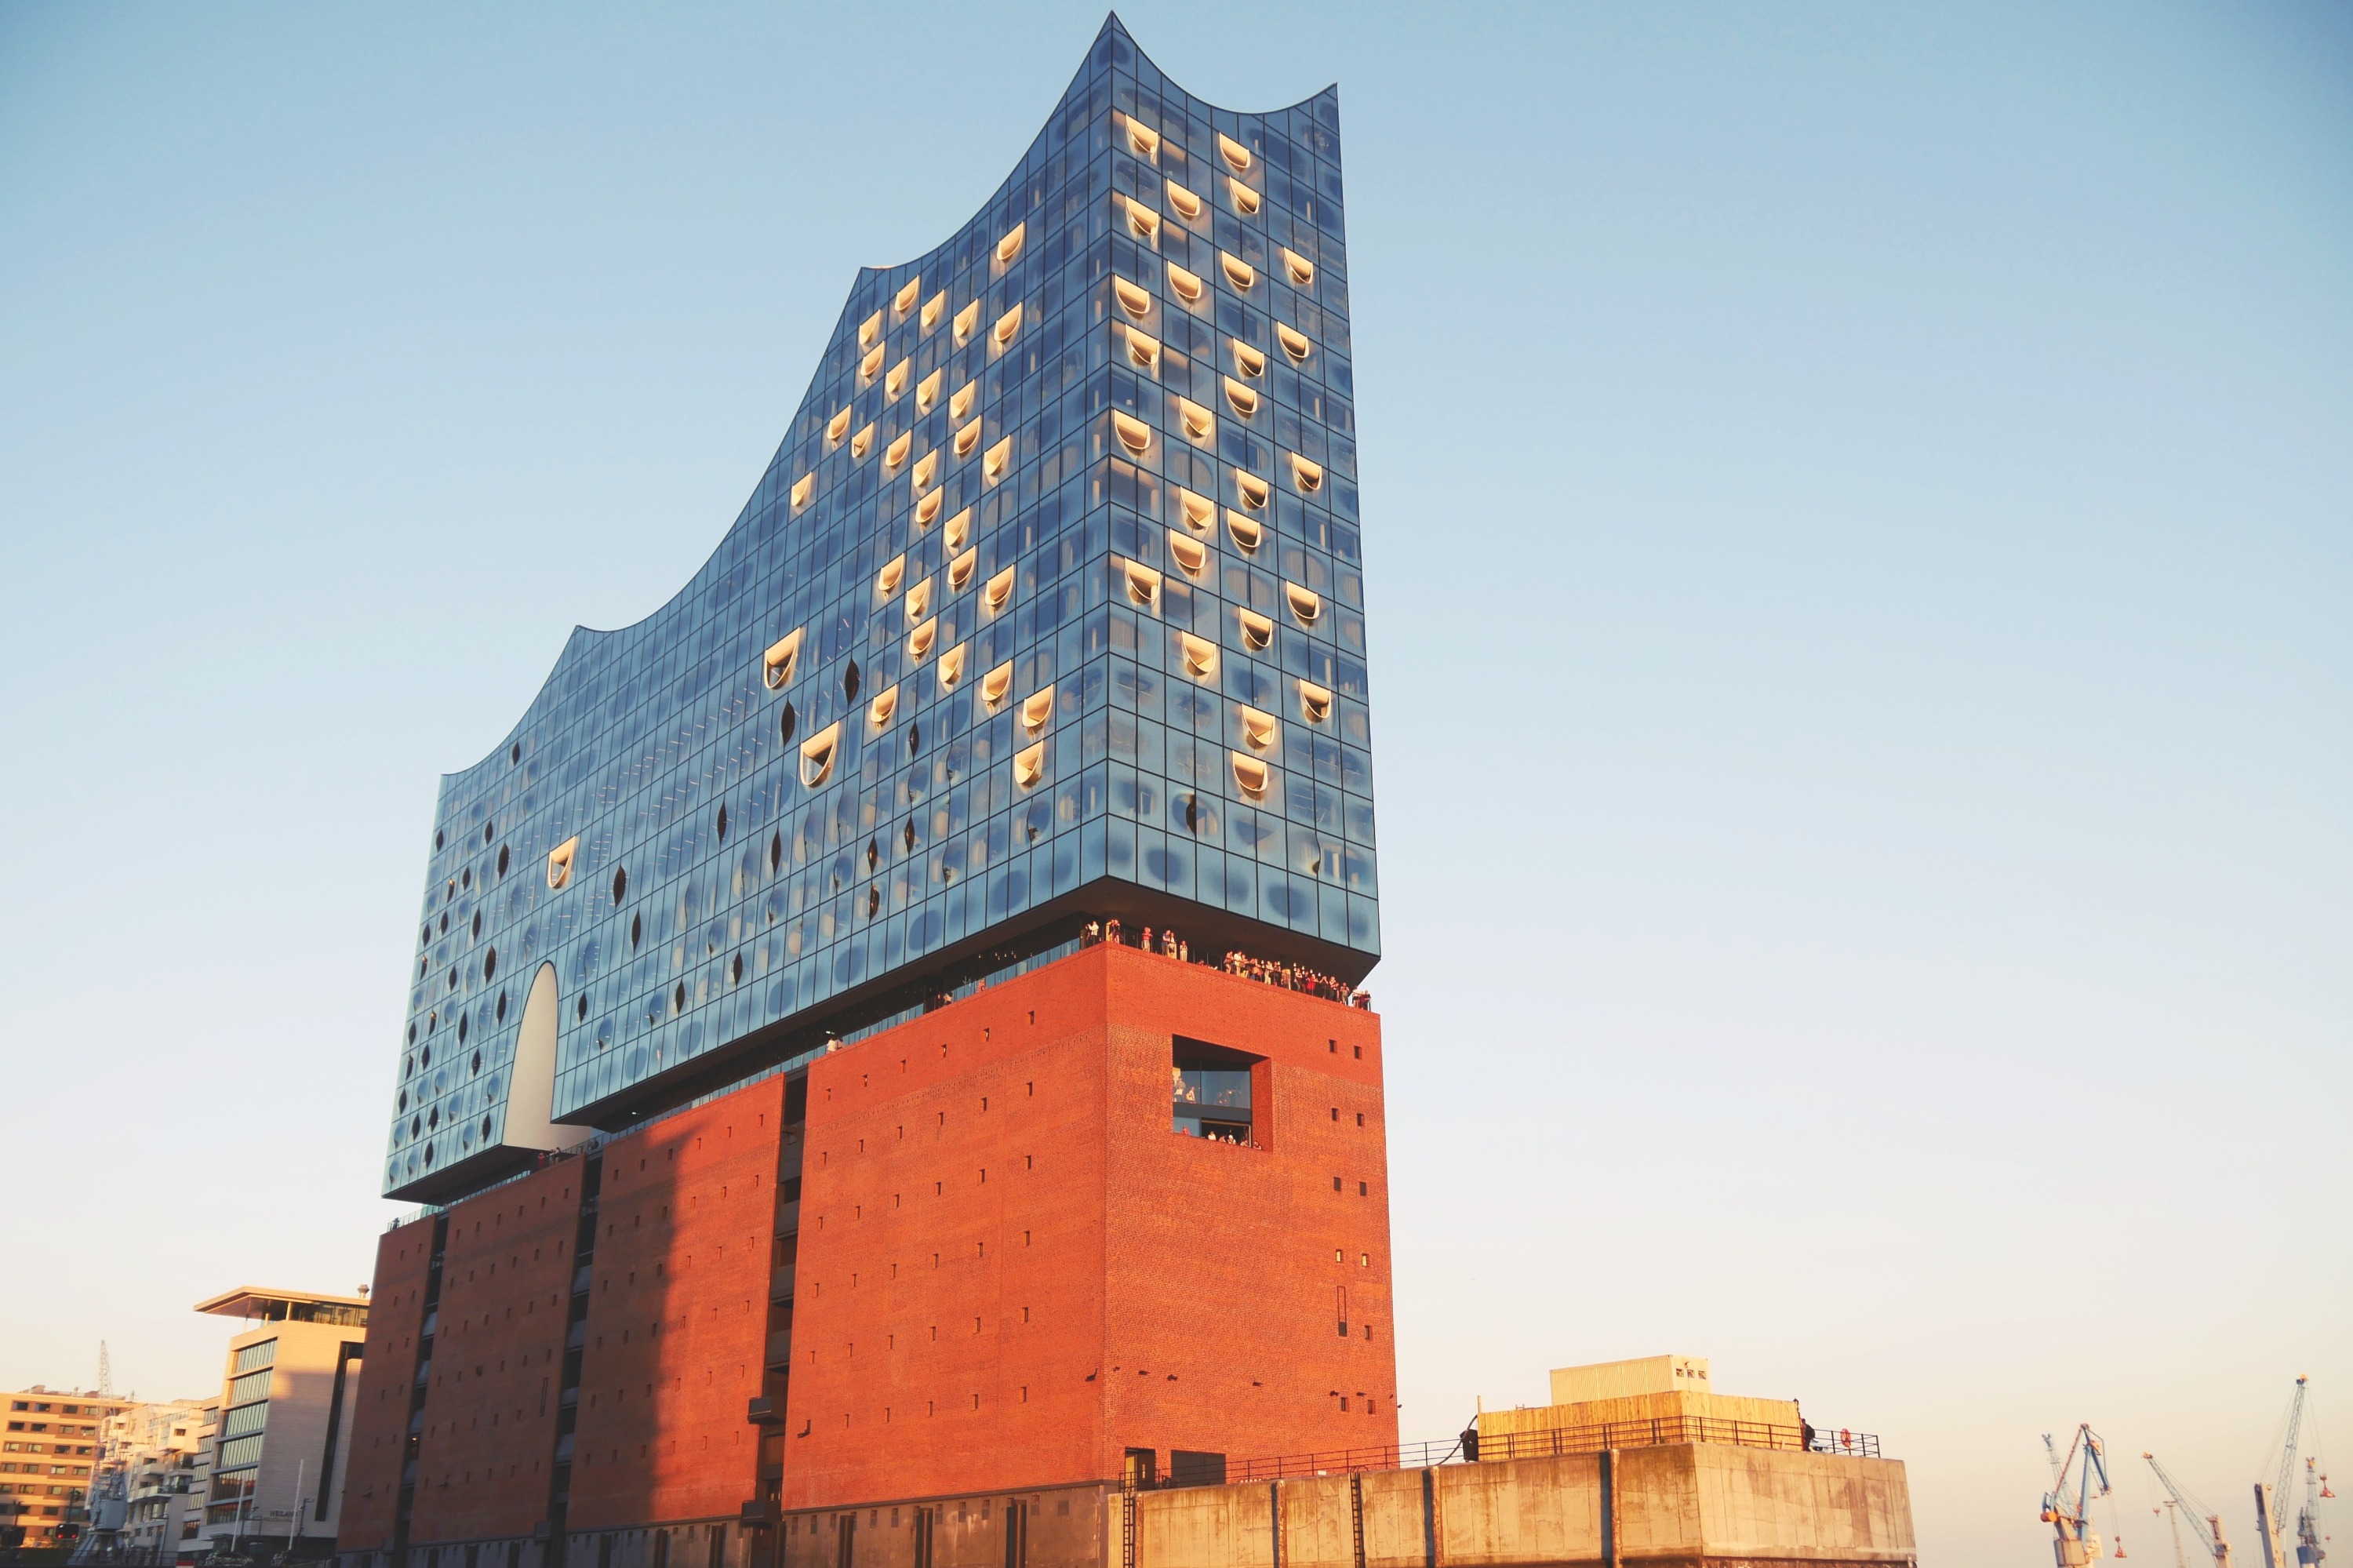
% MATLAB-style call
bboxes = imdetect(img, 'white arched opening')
[502,962,589,1152]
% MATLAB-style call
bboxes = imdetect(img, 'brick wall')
[341,1217,438,1552]
[780,950,1118,1506]
[407,1159,587,1544]
[567,1080,785,1530]
[1101,948,1396,1468]
[781,943,1393,1508]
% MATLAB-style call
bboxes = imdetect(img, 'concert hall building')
[339,16,1388,1568]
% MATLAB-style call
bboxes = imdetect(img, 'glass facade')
[385,16,1377,1201]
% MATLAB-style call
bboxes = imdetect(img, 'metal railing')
[1216,1418,1882,1482]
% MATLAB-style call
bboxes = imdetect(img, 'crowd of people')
[1079,918,1372,1010]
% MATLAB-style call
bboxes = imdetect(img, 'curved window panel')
[948,548,978,592]
[1014,741,1047,790]
[981,661,1014,711]
[1166,180,1202,220]
[996,222,1025,264]
[991,304,1022,347]
[1126,327,1162,370]
[1114,278,1153,319]
[944,508,973,553]
[886,358,911,400]
[850,422,875,459]
[826,406,852,446]
[914,488,944,527]
[1124,559,1163,609]
[1177,398,1214,442]
[858,311,883,349]
[1286,583,1322,624]
[877,555,906,598]
[984,437,1013,482]
[915,368,942,413]
[883,432,912,474]
[955,419,983,457]
[984,566,1016,614]
[920,291,945,333]
[1167,530,1207,577]
[1125,197,1161,241]
[893,275,922,317]
[762,628,803,690]
[937,643,967,692]
[911,449,939,490]
[790,473,813,510]
[1167,263,1204,303]
[1299,679,1333,725]
[1231,752,1269,798]
[949,380,976,423]
[907,618,937,660]
[1224,377,1259,417]
[905,578,933,623]
[1020,685,1056,736]
[1239,706,1279,754]
[869,685,899,729]
[1226,511,1263,552]
[1178,489,1215,533]
[1221,253,1256,291]
[1125,116,1160,159]
[546,837,578,890]
[1282,248,1315,287]
[1235,471,1270,510]
[1290,454,1323,493]
[1180,633,1220,682]
[1228,177,1261,216]
[860,344,886,383]
[1112,411,1154,454]
[801,723,840,788]
[953,300,980,346]
[1278,323,1312,362]
[1232,340,1266,378]
[1218,133,1253,172]
[1238,608,1275,651]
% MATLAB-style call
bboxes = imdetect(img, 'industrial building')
[336,16,1915,1568]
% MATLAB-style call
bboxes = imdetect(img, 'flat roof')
[193,1286,371,1319]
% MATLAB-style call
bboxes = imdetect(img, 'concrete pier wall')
[765,1443,1916,1568]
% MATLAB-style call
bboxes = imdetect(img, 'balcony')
[566,1321,587,1350]
[764,1329,793,1368]
[769,1264,797,1302]
[773,1199,801,1236]
[572,1265,592,1295]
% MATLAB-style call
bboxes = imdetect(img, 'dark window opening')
[1169,1451,1226,1488]
[717,804,729,840]
[613,868,628,904]
[780,702,797,746]
[1173,1038,1260,1144]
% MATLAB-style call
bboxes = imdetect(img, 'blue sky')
[2,4,2346,1560]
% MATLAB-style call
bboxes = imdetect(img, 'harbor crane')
[2294,1457,2332,1568]
[2046,1426,2115,1566]
[2148,1451,2234,1568]
[2262,1377,2330,1568]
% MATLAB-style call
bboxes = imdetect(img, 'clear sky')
[2,4,2345,1561]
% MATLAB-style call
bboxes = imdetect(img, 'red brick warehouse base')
[340,943,1394,1559]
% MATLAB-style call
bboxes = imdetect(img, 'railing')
[1217,1418,1882,1482]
